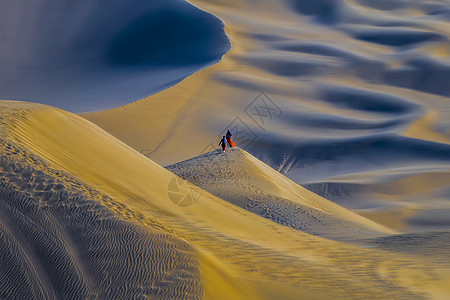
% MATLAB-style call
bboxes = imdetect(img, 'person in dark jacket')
[219,136,227,152]
[226,130,235,147]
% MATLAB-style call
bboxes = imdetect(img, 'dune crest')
[167,147,394,239]
[0,102,202,299]
[83,0,450,233]
[1,101,450,299]
[0,0,230,112]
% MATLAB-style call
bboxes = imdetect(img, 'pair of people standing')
[219,130,235,152]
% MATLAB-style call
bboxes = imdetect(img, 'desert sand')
[83,0,450,233]
[1,101,450,299]
[167,147,395,240]
[0,0,229,112]
[1,0,450,299]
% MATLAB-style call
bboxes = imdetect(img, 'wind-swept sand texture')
[83,0,450,233]
[1,0,450,298]
[167,147,394,240]
[2,101,450,299]
[0,103,202,299]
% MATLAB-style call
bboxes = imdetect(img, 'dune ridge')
[1,0,449,298]
[167,147,394,240]
[0,103,202,299]
[83,0,450,233]
[1,101,450,299]
[0,0,230,112]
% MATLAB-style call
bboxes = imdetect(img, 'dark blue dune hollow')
[0,0,230,112]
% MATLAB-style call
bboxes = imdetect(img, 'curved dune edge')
[82,0,450,159]
[82,0,450,234]
[0,0,231,113]
[79,0,240,163]
[1,101,450,299]
[167,147,395,239]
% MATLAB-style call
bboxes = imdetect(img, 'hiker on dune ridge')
[219,136,227,152]
[226,129,235,148]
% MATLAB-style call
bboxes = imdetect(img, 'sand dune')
[1,101,450,299]
[167,147,393,240]
[1,0,450,298]
[83,0,450,233]
[0,0,229,112]
[0,103,202,299]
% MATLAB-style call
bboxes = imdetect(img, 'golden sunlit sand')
[83,0,450,234]
[1,0,450,298]
[1,101,449,299]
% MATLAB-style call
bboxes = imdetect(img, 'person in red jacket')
[219,136,227,152]
[226,130,235,147]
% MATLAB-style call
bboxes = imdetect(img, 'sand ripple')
[0,140,202,299]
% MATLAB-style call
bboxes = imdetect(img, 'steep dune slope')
[2,101,450,299]
[0,0,229,112]
[167,147,393,239]
[83,0,450,232]
[0,103,202,299]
